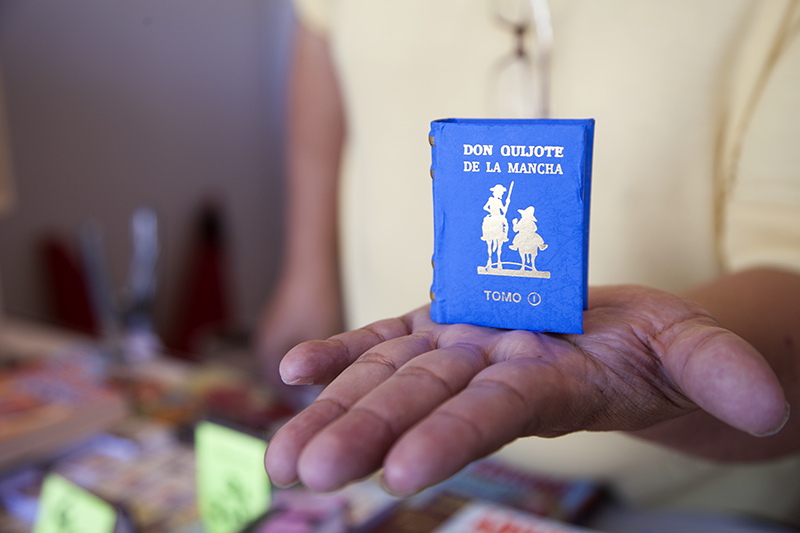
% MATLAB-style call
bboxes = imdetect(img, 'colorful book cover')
[429,118,594,334]
[431,458,603,523]
[431,501,600,533]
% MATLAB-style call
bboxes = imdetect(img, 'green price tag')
[196,421,271,533]
[33,474,116,533]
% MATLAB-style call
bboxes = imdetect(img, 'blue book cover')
[429,118,594,334]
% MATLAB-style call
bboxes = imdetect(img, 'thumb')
[661,321,789,436]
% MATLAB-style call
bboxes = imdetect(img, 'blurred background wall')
[0,0,293,341]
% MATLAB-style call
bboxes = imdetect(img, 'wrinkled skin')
[265,285,787,496]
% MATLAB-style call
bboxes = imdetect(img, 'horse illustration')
[481,182,513,269]
[509,206,547,271]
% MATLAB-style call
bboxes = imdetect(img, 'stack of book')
[0,345,127,470]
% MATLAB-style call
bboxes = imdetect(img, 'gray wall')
[0,0,293,336]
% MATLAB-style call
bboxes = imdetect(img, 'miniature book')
[429,118,594,334]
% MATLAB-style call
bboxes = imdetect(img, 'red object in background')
[169,204,231,357]
[40,236,98,335]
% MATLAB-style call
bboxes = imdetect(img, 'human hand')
[265,285,788,495]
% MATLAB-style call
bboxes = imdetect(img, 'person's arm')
[264,269,796,495]
[257,21,345,397]
[630,267,799,460]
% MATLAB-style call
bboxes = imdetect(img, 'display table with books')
[0,318,795,533]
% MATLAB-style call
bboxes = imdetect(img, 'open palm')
[265,285,786,496]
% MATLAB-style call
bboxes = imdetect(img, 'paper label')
[33,474,116,533]
[195,421,271,533]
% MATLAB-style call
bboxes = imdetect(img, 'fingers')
[264,396,345,487]
[271,316,603,494]
[279,317,408,385]
[294,334,595,495]
[295,343,489,491]
[381,354,587,495]
[279,307,432,385]
[265,331,437,487]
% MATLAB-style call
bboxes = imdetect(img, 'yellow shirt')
[293,0,800,523]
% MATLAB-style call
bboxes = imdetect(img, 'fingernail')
[750,403,791,438]
[377,472,416,499]
[377,472,403,498]
[281,374,313,386]
[271,478,300,489]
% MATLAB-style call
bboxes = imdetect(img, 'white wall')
[0,0,293,335]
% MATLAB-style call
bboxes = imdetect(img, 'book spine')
[581,121,595,311]
[429,125,444,323]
